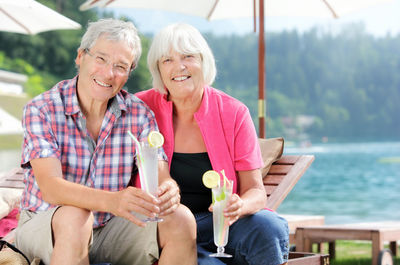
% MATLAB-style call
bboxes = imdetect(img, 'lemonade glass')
[210,180,233,258]
[137,141,163,222]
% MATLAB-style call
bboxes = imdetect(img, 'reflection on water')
[0,149,21,175]
[279,142,400,224]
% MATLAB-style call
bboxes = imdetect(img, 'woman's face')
[158,49,204,99]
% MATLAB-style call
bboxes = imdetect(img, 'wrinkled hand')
[209,193,244,225]
[157,179,181,216]
[111,187,160,227]
[224,193,244,225]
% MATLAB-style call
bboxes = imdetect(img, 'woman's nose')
[178,60,186,70]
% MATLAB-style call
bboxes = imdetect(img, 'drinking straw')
[219,218,230,246]
[127,130,148,192]
[218,199,229,246]
[220,170,229,189]
[217,176,233,246]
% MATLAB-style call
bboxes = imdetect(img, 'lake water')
[1,142,399,224]
[279,141,400,224]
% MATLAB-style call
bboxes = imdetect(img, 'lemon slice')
[202,170,220,189]
[148,131,164,148]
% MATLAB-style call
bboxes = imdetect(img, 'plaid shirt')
[20,76,166,227]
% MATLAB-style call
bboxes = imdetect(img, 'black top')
[170,152,212,213]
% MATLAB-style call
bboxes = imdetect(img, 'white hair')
[147,23,216,94]
[78,18,142,70]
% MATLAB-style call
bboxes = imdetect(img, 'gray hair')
[147,23,216,94]
[78,18,142,70]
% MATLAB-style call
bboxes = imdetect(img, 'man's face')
[75,36,135,103]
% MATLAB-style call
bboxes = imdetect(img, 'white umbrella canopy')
[80,0,393,19]
[0,0,81,35]
[79,0,393,137]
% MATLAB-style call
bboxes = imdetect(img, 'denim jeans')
[195,210,289,265]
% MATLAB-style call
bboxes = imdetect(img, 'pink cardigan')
[136,86,263,193]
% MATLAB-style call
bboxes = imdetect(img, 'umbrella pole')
[258,0,266,138]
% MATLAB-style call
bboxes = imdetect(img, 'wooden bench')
[2,154,321,264]
[263,155,323,246]
[281,214,325,245]
[261,154,330,265]
[295,222,400,265]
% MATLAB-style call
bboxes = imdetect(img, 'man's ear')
[75,49,84,66]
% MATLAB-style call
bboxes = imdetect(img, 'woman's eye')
[117,65,127,71]
[96,56,106,64]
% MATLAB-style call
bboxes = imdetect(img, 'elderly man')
[15,18,196,265]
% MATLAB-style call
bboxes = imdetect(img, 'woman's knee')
[253,211,288,234]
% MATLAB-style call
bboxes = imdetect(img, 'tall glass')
[137,141,163,222]
[210,180,233,258]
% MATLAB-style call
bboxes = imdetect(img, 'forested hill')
[205,26,400,141]
[0,0,399,142]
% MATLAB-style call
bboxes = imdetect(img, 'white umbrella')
[0,0,81,35]
[79,0,393,137]
[80,0,393,19]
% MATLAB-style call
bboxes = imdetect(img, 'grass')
[308,240,400,265]
[0,94,29,150]
[0,94,30,119]
[0,134,23,149]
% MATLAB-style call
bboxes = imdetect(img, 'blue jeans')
[195,210,289,265]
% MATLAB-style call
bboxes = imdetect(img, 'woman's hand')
[224,193,244,225]
[208,169,265,225]
[157,179,181,216]
[208,193,244,225]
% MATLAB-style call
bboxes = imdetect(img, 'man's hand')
[157,179,181,216]
[110,186,160,227]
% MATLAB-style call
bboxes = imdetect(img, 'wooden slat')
[264,185,277,196]
[263,174,284,185]
[0,167,24,189]
[265,155,315,210]
[275,155,299,165]
[288,252,329,265]
[268,164,293,175]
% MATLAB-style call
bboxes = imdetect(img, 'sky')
[109,0,400,37]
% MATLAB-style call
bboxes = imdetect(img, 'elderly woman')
[136,23,288,265]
